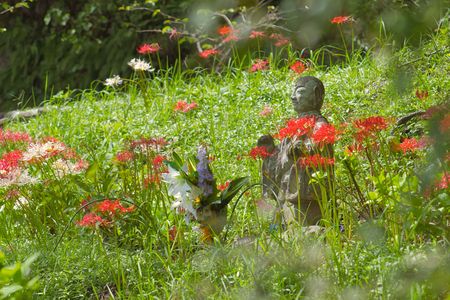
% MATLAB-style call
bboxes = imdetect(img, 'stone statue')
[260,76,334,226]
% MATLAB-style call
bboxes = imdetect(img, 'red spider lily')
[249,59,269,72]
[174,101,198,113]
[249,31,265,39]
[397,138,425,154]
[144,174,162,187]
[398,138,422,154]
[152,154,166,169]
[299,154,335,168]
[290,61,306,74]
[137,43,160,54]
[415,90,429,100]
[0,129,32,145]
[269,33,284,40]
[199,49,219,58]
[259,105,273,117]
[217,180,230,191]
[169,225,177,241]
[223,34,239,43]
[269,33,289,47]
[276,116,316,140]
[345,143,364,156]
[75,159,89,171]
[440,113,450,133]
[436,173,449,190]
[249,146,272,159]
[77,213,107,227]
[97,199,135,215]
[331,16,352,24]
[353,116,388,142]
[115,150,134,163]
[218,26,232,36]
[0,150,23,176]
[6,189,20,200]
[311,123,338,145]
[274,38,289,47]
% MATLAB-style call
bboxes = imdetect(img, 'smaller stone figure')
[257,135,280,201]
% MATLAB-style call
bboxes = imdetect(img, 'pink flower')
[249,31,265,39]
[259,105,273,117]
[274,38,289,47]
[199,49,219,58]
[290,61,306,74]
[249,59,269,72]
[331,16,353,24]
[436,173,449,190]
[174,101,198,113]
[137,43,160,54]
[130,137,167,153]
[169,28,180,40]
[415,90,429,100]
[0,129,32,145]
[223,34,239,43]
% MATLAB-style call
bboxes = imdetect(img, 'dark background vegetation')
[0,0,448,112]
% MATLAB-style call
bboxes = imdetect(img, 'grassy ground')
[0,21,449,299]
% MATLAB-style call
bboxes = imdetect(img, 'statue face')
[291,80,317,113]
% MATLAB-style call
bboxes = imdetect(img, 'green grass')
[0,22,449,299]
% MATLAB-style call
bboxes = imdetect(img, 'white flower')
[21,141,66,163]
[51,158,87,178]
[13,197,29,210]
[104,75,123,87]
[0,169,38,187]
[128,58,154,72]
[162,166,202,220]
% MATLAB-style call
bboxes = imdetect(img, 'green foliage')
[0,251,39,300]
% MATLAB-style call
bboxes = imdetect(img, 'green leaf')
[220,177,249,207]
[152,9,160,17]
[72,178,92,193]
[0,284,23,299]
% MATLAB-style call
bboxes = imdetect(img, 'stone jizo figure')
[259,76,334,226]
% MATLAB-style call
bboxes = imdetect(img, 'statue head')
[257,135,276,153]
[291,76,325,114]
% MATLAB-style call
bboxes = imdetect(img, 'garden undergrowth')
[0,21,449,299]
